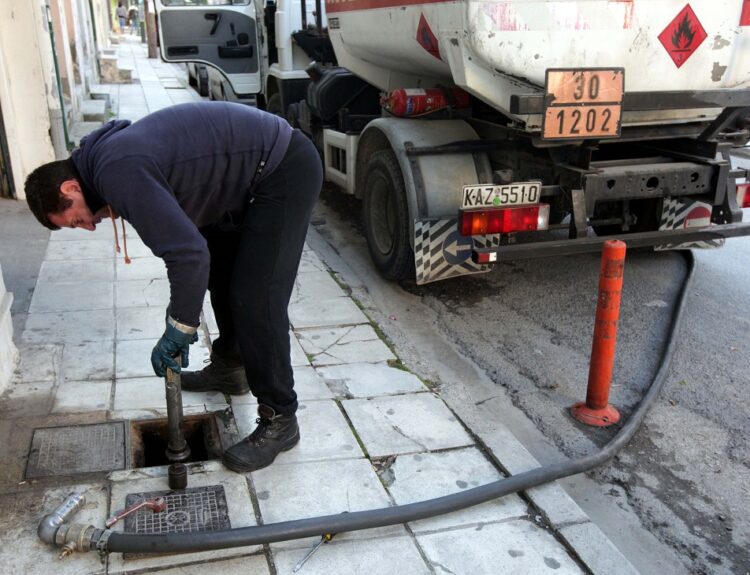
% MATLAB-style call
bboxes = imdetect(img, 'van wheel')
[197,70,209,98]
[362,150,415,280]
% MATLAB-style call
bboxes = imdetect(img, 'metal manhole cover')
[26,422,126,479]
[123,485,231,559]
[124,485,231,534]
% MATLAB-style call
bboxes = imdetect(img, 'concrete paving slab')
[202,294,218,335]
[527,482,591,528]
[480,424,590,527]
[342,394,474,457]
[116,338,210,379]
[252,458,404,551]
[298,249,327,274]
[296,324,379,354]
[48,225,113,242]
[291,270,346,301]
[61,340,114,381]
[297,324,395,366]
[108,462,260,573]
[115,278,170,308]
[113,376,227,412]
[23,309,115,344]
[3,380,55,407]
[45,238,116,260]
[52,379,112,413]
[235,400,363,463]
[272,535,431,574]
[558,522,639,575]
[168,90,202,105]
[230,364,331,406]
[116,306,165,340]
[69,122,105,147]
[416,520,585,574]
[89,83,113,95]
[111,237,155,258]
[115,256,167,281]
[385,448,528,533]
[145,555,270,574]
[81,99,107,122]
[317,362,426,397]
[289,296,368,329]
[113,403,230,421]
[0,484,108,575]
[293,365,334,400]
[12,343,60,382]
[290,331,308,366]
[38,259,114,283]
[29,281,114,313]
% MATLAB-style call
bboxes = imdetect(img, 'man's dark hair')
[25,159,77,230]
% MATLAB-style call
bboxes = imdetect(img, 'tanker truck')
[155,0,750,283]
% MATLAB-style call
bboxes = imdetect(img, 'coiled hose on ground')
[105,251,696,554]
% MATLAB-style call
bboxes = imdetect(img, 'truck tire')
[362,150,415,280]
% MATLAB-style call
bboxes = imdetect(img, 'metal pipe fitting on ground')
[37,492,87,544]
[55,523,103,559]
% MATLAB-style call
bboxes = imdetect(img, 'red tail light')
[738,182,750,209]
[460,205,550,236]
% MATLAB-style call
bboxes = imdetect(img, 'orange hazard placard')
[542,69,624,140]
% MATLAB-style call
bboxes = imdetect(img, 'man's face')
[47,180,110,231]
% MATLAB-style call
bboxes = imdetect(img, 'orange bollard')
[571,240,626,427]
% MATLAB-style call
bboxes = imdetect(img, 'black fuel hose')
[106,251,696,554]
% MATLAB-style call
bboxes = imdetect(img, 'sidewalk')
[0,36,638,574]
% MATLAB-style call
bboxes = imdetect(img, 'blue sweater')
[71,102,293,326]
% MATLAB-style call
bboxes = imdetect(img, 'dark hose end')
[168,463,188,490]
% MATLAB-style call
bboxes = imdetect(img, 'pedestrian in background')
[128,5,139,35]
[116,2,127,34]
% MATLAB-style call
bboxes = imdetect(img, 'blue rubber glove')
[151,316,199,377]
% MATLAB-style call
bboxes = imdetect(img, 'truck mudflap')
[655,198,725,251]
[414,218,499,284]
[470,222,750,262]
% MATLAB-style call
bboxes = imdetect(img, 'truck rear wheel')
[362,150,415,280]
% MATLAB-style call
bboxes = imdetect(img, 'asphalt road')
[310,189,749,575]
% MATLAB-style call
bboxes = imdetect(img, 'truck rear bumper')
[472,222,750,262]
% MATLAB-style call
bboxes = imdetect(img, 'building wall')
[0,1,58,200]
[0,265,17,394]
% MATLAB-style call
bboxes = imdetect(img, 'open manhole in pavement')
[26,422,126,479]
[122,485,231,559]
[130,414,224,469]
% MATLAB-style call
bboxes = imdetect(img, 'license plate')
[461,182,542,210]
[542,68,624,140]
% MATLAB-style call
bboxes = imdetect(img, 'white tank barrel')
[325,0,750,125]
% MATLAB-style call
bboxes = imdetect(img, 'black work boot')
[223,404,300,472]
[181,353,249,395]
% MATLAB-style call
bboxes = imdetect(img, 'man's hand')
[151,317,199,377]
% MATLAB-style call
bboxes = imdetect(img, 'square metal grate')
[122,485,231,560]
[26,422,126,479]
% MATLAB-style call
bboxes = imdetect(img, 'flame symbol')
[671,12,696,49]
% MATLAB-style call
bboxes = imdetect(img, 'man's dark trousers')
[201,130,322,415]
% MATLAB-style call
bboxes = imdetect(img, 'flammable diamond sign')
[658,4,707,68]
